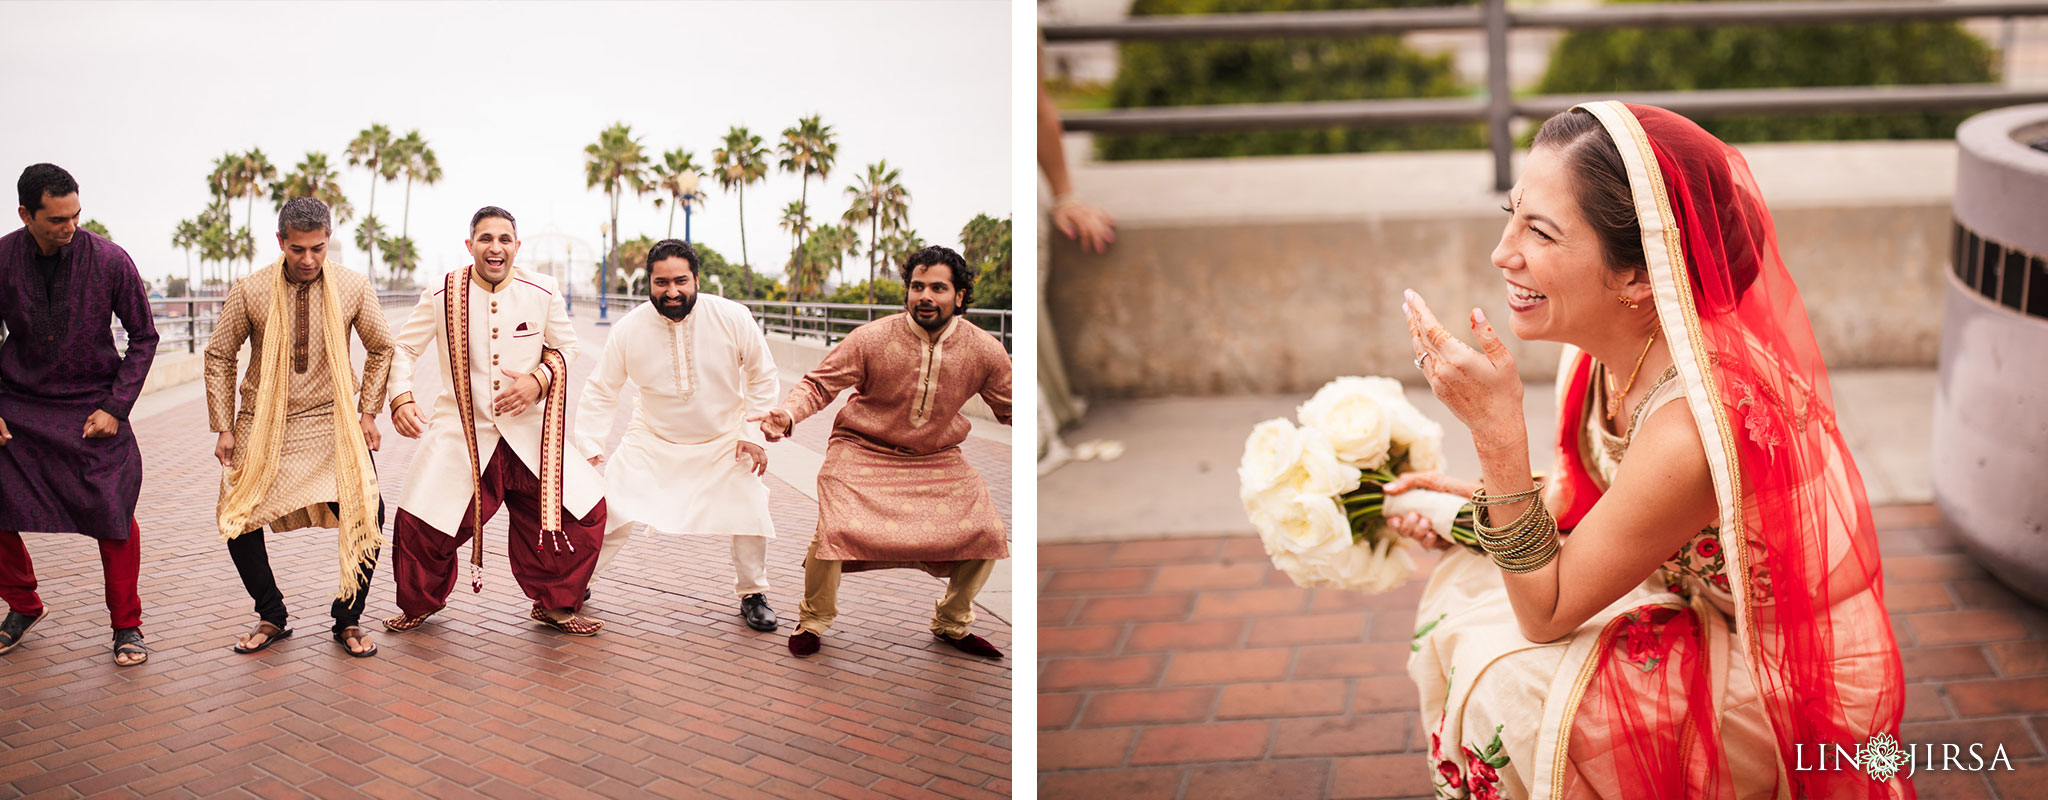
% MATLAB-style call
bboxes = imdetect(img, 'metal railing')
[589,295,1015,352]
[1045,0,2048,190]
[83,291,421,355]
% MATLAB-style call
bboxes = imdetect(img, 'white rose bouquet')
[1239,377,1478,593]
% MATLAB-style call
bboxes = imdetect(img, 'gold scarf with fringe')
[216,258,383,603]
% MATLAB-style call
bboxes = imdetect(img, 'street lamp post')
[679,171,701,245]
[598,222,611,325]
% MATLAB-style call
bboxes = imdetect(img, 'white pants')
[594,519,771,598]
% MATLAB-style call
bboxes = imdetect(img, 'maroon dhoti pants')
[0,520,143,630]
[392,440,604,617]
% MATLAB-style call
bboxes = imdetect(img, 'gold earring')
[1617,295,1640,310]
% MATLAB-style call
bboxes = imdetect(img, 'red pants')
[392,441,604,617]
[0,520,143,630]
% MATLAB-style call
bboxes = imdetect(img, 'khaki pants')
[593,519,771,598]
[796,539,993,638]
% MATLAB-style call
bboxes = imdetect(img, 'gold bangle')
[1476,498,1559,573]
[1472,485,1542,507]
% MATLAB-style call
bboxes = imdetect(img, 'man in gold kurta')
[206,198,391,658]
[754,246,1011,660]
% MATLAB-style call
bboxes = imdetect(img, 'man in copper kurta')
[753,246,1011,660]
[207,198,392,658]
[0,163,159,666]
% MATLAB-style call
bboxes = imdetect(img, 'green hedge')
[1101,0,1484,160]
[1537,7,1999,142]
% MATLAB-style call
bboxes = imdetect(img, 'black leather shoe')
[788,630,821,657]
[934,631,1004,659]
[740,594,779,632]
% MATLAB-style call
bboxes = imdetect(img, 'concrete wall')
[1046,139,1957,398]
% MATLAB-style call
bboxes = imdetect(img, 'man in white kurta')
[383,206,608,636]
[575,240,782,631]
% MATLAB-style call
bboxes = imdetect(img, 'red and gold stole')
[442,268,572,592]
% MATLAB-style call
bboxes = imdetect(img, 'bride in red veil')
[1391,102,1910,799]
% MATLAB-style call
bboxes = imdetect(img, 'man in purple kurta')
[0,164,158,666]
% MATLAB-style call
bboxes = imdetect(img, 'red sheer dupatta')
[1547,103,1910,799]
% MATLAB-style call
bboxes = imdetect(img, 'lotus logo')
[1859,733,1908,783]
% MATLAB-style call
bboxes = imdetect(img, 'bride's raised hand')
[1403,290,1524,449]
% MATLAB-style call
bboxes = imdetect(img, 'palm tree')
[230,225,256,283]
[778,200,810,298]
[272,152,356,226]
[648,148,707,241]
[826,223,861,287]
[354,216,388,287]
[879,228,926,276]
[777,115,837,302]
[582,122,652,298]
[196,198,232,289]
[712,126,770,298]
[230,149,277,281]
[172,219,201,295]
[393,130,442,241]
[807,223,857,296]
[347,123,402,285]
[843,161,910,304]
[206,154,243,280]
[380,235,419,287]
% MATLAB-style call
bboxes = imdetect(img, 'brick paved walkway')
[0,308,1012,799]
[1038,506,2048,799]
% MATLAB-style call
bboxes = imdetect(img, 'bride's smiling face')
[1490,145,1627,344]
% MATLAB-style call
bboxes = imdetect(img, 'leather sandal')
[529,605,602,636]
[382,611,433,633]
[0,610,45,656]
[230,621,292,654]
[113,627,149,667]
[334,626,377,658]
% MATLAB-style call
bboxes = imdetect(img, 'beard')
[654,291,695,320]
[911,301,957,332]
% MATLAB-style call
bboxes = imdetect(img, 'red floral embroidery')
[1661,527,1728,599]
[1619,608,1667,673]
[1469,754,1500,784]
[1437,759,1464,789]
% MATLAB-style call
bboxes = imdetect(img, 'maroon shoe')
[934,631,1003,659]
[788,630,821,657]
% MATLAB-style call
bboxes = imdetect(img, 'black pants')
[228,501,383,636]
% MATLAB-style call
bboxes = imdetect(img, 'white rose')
[1402,431,1446,473]
[1265,492,1353,560]
[1359,379,1440,450]
[1269,550,1313,587]
[1298,378,1394,470]
[1238,418,1302,495]
[1292,427,1363,497]
[1343,536,1419,594]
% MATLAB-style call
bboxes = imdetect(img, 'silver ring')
[1413,355,1428,370]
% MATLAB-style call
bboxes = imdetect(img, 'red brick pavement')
[0,308,1011,798]
[1037,506,2048,799]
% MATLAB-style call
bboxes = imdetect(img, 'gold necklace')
[1599,365,1680,464]
[1604,330,1658,421]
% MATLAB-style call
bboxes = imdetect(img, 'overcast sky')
[1,0,1011,293]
